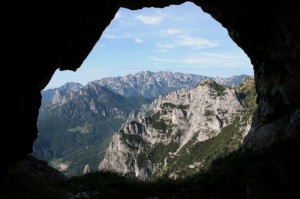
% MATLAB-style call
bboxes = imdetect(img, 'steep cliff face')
[99,79,255,179]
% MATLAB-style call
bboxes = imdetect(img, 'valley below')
[33,71,254,177]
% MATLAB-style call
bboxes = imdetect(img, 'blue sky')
[45,2,253,89]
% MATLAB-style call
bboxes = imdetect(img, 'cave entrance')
[35,2,254,177]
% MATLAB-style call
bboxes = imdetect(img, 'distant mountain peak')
[92,71,249,99]
[42,71,250,102]
[59,82,83,92]
[41,82,83,103]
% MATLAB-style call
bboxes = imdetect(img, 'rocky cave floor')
[3,138,300,199]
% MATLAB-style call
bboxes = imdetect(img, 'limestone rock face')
[99,79,252,179]
[41,82,83,103]
[51,89,78,106]
[83,164,91,175]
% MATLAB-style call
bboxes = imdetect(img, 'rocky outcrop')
[83,164,91,175]
[99,79,254,179]
[51,89,78,106]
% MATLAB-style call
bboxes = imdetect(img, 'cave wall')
[2,0,121,178]
[188,0,300,148]
[2,0,300,178]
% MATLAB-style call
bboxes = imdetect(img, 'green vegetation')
[235,76,256,109]
[137,152,149,168]
[151,103,189,133]
[122,133,142,144]
[175,130,182,139]
[151,111,167,133]
[177,104,189,109]
[164,117,242,178]
[161,102,176,109]
[204,110,214,117]
[121,133,142,151]
[68,123,93,134]
[161,103,189,110]
[152,120,167,132]
[151,111,160,122]
[151,142,179,164]
[217,108,228,116]
[150,77,258,178]
[19,76,263,198]
[34,91,150,177]
[208,81,226,96]
[197,80,227,98]
[234,76,257,129]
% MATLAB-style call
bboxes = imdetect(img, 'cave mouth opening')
[34,2,255,178]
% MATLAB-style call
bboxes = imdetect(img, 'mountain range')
[42,71,249,102]
[34,71,252,176]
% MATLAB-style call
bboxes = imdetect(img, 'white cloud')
[95,43,105,48]
[148,53,243,66]
[177,35,219,49]
[156,43,177,49]
[135,15,163,25]
[134,38,143,43]
[157,35,219,51]
[102,34,116,39]
[181,53,247,67]
[148,56,174,63]
[102,32,133,40]
[161,28,182,36]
